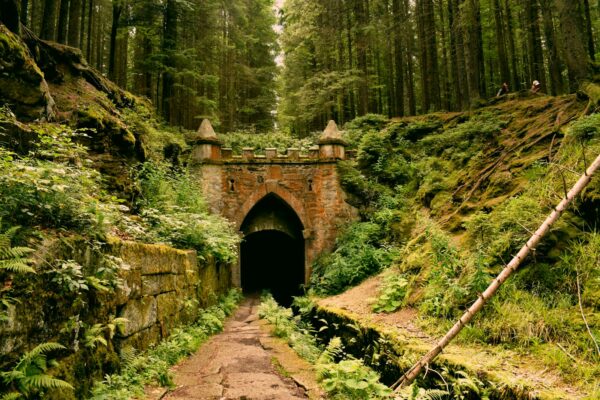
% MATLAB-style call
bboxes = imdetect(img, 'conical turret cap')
[318,120,346,145]
[192,119,221,144]
[322,120,341,139]
[197,119,217,139]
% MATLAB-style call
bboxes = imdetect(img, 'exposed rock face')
[0,25,55,120]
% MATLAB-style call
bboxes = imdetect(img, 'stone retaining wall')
[0,236,231,395]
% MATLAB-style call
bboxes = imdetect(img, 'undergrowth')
[89,289,243,399]
[314,102,600,394]
[258,294,392,399]
[129,161,240,263]
[218,131,318,154]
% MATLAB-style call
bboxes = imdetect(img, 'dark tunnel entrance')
[240,194,305,306]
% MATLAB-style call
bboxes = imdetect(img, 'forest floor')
[145,297,324,400]
[318,275,588,399]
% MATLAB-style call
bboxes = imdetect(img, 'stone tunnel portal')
[240,194,305,306]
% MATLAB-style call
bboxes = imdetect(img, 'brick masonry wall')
[197,160,358,284]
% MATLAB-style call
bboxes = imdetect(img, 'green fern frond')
[0,224,34,274]
[0,392,23,400]
[0,259,35,274]
[424,389,450,400]
[1,247,34,258]
[16,343,65,370]
[119,346,137,366]
[0,370,26,383]
[23,375,74,390]
[2,226,21,240]
[0,237,11,251]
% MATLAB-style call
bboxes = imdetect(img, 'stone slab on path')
[146,297,324,400]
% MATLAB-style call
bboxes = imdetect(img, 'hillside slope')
[311,94,600,397]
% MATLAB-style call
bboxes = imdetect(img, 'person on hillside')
[531,80,542,93]
[496,82,509,97]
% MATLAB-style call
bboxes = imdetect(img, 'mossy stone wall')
[0,237,231,398]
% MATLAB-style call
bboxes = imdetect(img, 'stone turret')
[318,120,346,160]
[191,119,222,162]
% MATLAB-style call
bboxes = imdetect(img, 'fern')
[1,342,74,396]
[0,225,34,274]
[0,392,22,400]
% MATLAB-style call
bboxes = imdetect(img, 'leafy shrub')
[357,129,415,185]
[218,131,317,154]
[132,162,239,263]
[0,225,34,274]
[419,112,505,155]
[258,294,391,400]
[258,295,322,362]
[0,158,115,237]
[337,161,388,207]
[569,113,600,142]
[343,114,390,147]
[317,341,392,400]
[310,222,399,295]
[463,193,567,266]
[372,273,409,313]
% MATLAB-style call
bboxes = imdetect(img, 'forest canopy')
[0,0,598,134]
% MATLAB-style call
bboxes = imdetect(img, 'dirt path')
[148,297,322,400]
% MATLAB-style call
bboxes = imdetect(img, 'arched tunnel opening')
[240,194,305,306]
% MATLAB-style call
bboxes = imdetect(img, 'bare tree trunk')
[582,0,595,61]
[0,0,21,33]
[539,0,564,95]
[40,0,58,40]
[394,151,600,389]
[20,0,28,26]
[67,0,80,47]
[555,0,591,90]
[56,0,69,43]
[504,0,519,90]
[493,0,510,85]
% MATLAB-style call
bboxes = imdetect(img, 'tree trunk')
[67,0,80,47]
[539,0,563,95]
[404,0,417,115]
[40,0,58,40]
[438,0,451,111]
[424,0,441,110]
[108,0,122,81]
[416,0,430,112]
[56,0,68,43]
[20,0,28,26]
[493,0,510,85]
[448,0,463,109]
[582,0,595,61]
[355,0,369,116]
[504,0,519,90]
[0,0,21,34]
[554,0,592,89]
[392,0,405,116]
[161,0,177,122]
[85,0,92,59]
[524,0,545,90]
[395,152,600,389]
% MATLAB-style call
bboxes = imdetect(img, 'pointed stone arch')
[234,181,310,234]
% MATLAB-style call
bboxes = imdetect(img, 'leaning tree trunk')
[394,151,600,389]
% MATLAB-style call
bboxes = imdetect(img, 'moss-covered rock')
[0,24,55,120]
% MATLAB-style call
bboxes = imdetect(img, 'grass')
[313,96,600,395]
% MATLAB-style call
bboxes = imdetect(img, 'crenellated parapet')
[190,120,352,164]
